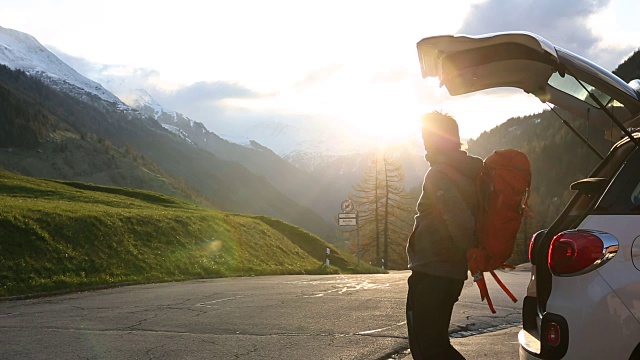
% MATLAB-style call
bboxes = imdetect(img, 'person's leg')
[442,279,465,360]
[406,272,462,360]
[407,273,436,359]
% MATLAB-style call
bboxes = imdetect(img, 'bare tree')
[346,152,415,269]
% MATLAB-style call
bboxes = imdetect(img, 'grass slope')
[0,171,383,297]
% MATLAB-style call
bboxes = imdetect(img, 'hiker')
[405,111,483,360]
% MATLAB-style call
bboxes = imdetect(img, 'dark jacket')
[406,150,483,280]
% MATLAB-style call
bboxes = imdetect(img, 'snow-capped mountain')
[122,88,277,153]
[121,88,165,118]
[121,89,193,144]
[0,26,126,108]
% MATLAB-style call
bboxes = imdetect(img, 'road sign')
[339,218,357,226]
[338,213,356,219]
[341,200,354,213]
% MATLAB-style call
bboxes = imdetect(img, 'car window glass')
[548,72,612,108]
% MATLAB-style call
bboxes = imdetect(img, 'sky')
[1,0,639,149]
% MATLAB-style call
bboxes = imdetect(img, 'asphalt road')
[0,268,530,359]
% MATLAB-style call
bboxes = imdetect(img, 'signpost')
[339,200,360,266]
[325,248,330,267]
[338,213,356,226]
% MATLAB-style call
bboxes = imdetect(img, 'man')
[406,111,483,359]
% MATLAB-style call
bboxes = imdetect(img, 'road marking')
[294,278,391,297]
[0,312,18,317]
[356,321,407,335]
[196,296,244,307]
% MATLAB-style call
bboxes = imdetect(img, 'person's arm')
[428,170,475,252]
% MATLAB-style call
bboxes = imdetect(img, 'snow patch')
[161,123,194,144]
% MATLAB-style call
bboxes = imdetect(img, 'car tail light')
[548,230,618,276]
[544,322,561,346]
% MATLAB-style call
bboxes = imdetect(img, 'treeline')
[613,49,640,82]
[0,67,67,148]
[0,64,107,147]
[0,64,165,147]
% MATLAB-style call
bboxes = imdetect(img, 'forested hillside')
[614,49,640,82]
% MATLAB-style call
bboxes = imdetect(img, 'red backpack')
[469,149,531,313]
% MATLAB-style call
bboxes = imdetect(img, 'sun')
[349,111,420,148]
[327,82,427,149]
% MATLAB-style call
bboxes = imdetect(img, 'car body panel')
[546,273,640,359]
[522,268,640,359]
[581,216,640,322]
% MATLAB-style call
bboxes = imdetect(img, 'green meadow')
[0,171,383,298]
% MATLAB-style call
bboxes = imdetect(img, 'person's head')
[421,111,461,154]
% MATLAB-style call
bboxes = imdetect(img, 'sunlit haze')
[2,0,639,150]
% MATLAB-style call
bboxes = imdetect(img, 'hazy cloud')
[51,47,259,105]
[50,46,168,99]
[49,46,266,132]
[50,48,98,76]
[151,81,262,132]
[459,0,633,69]
[164,81,258,104]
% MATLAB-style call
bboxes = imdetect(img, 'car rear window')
[548,72,613,108]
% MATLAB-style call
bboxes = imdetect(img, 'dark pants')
[406,272,466,360]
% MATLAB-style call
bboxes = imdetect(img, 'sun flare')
[347,108,422,147]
